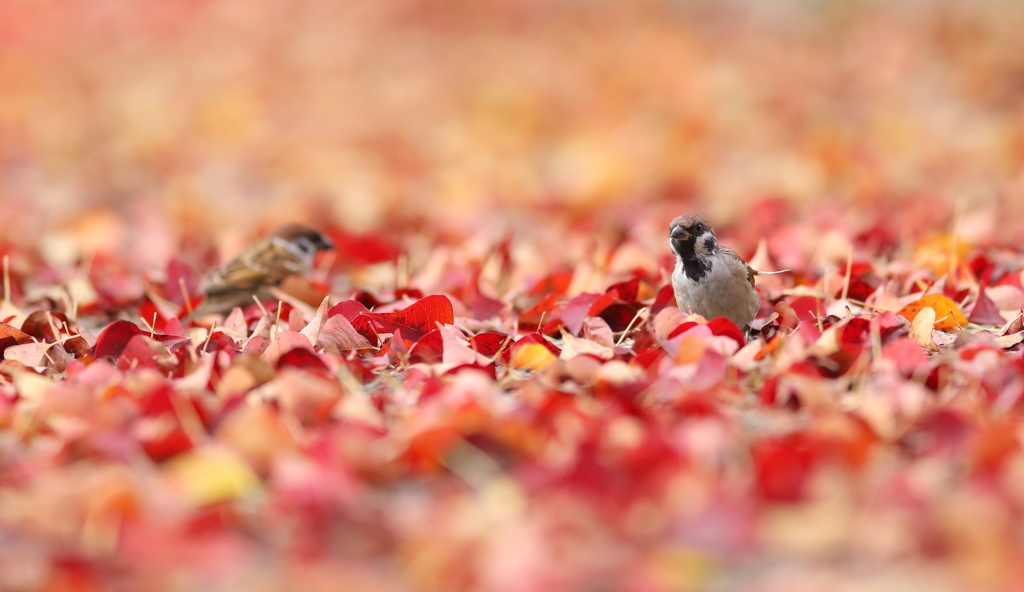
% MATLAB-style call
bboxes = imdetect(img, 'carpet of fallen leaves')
[5,1,1024,591]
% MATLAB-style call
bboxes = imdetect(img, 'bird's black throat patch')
[675,248,711,281]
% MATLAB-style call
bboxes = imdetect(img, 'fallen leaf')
[356,294,455,339]
[162,448,260,506]
[0,322,31,345]
[511,342,557,370]
[94,320,144,359]
[898,294,967,332]
[317,314,374,351]
[967,286,1007,325]
[261,331,316,366]
[299,296,331,346]
[909,306,938,352]
[559,330,614,360]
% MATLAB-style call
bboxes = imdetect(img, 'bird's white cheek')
[693,232,716,255]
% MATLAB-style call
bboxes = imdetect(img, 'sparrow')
[669,214,779,334]
[195,223,334,315]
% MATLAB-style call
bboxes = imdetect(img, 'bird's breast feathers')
[671,249,759,327]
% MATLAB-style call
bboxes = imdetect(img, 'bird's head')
[271,224,335,258]
[669,214,717,259]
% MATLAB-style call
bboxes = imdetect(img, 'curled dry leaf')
[0,322,31,345]
[559,330,614,361]
[3,342,49,367]
[260,331,316,366]
[909,306,938,352]
[317,314,374,351]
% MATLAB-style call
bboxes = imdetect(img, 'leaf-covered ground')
[4,1,1024,591]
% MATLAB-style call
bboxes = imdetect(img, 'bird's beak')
[318,235,335,251]
[670,226,690,241]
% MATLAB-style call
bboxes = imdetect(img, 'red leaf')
[752,434,815,502]
[384,329,414,363]
[883,337,930,377]
[561,293,601,336]
[633,348,666,374]
[328,300,379,343]
[0,336,19,358]
[94,320,144,359]
[351,290,382,310]
[20,311,70,342]
[395,287,424,300]
[470,291,505,320]
[586,292,618,317]
[606,278,640,302]
[834,274,875,302]
[527,272,573,298]
[785,296,823,323]
[597,301,643,332]
[707,317,746,348]
[329,299,371,321]
[839,317,870,346]
[62,336,91,359]
[968,285,1006,325]
[358,295,455,340]
[167,259,201,305]
[117,335,177,371]
[409,330,444,364]
[260,332,315,367]
[276,347,330,373]
[139,299,168,333]
[650,284,676,315]
[176,296,204,320]
[195,331,235,355]
[141,383,207,420]
[519,293,559,329]
[470,333,511,361]
[444,363,497,378]
[325,229,400,266]
[759,375,780,405]
[968,253,996,285]
[667,322,699,340]
[141,421,194,462]
[630,329,659,356]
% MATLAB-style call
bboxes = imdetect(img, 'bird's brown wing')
[200,238,307,296]
[718,247,757,288]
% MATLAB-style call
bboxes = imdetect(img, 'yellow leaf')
[163,449,260,506]
[511,343,557,370]
[897,294,967,332]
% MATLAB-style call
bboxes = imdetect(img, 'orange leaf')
[0,322,31,345]
[897,294,967,332]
